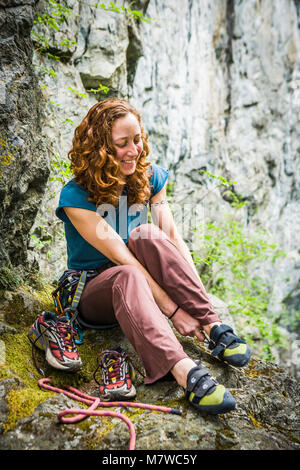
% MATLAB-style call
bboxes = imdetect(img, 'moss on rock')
[0,365,13,381]
[0,267,23,291]
[1,282,55,327]
[3,387,53,433]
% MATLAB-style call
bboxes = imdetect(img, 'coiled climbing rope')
[38,378,182,450]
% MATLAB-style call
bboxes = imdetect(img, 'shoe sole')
[45,348,82,372]
[28,325,82,373]
[100,385,137,402]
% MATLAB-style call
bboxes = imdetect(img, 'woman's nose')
[127,142,139,156]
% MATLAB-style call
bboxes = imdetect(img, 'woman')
[47,98,251,415]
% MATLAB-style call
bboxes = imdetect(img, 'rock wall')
[0,0,50,278]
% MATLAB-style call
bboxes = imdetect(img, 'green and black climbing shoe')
[185,365,236,415]
[208,324,251,367]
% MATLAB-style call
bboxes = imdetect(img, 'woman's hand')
[170,308,206,342]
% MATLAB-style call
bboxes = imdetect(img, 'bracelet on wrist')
[169,306,180,320]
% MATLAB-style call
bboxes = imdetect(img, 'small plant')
[0,267,23,290]
[34,0,71,32]
[61,117,74,124]
[30,217,53,259]
[166,180,175,198]
[67,86,87,98]
[198,169,246,208]
[30,234,52,258]
[90,83,110,95]
[93,1,151,23]
[49,152,71,186]
[192,214,287,361]
[38,65,57,78]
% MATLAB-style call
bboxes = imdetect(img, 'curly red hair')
[68,98,153,208]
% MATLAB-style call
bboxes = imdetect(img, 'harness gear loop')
[51,269,89,345]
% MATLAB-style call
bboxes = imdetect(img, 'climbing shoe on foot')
[94,347,137,401]
[208,324,251,367]
[185,365,236,415]
[28,311,82,373]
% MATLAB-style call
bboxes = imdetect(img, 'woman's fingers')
[171,308,206,342]
[194,328,205,342]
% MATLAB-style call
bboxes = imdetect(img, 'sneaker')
[208,324,251,367]
[28,311,82,372]
[97,347,136,401]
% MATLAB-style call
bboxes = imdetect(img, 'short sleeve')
[55,179,97,223]
[149,162,169,198]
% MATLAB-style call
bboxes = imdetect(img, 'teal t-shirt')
[55,162,169,270]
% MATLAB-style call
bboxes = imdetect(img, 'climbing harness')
[38,377,182,450]
[51,269,89,345]
[51,264,118,345]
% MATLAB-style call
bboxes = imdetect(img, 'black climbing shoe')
[208,324,251,367]
[185,365,236,415]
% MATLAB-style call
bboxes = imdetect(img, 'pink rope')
[38,378,182,450]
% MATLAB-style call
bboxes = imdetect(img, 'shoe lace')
[101,350,124,383]
[31,323,51,376]
[56,321,77,351]
[93,349,145,386]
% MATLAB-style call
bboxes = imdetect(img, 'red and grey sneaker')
[95,347,136,401]
[28,311,82,372]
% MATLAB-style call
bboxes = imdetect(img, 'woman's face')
[111,112,143,177]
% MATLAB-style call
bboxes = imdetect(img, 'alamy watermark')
[95,195,205,249]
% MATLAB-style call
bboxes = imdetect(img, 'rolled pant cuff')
[198,314,221,326]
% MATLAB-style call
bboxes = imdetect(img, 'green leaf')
[67,86,87,98]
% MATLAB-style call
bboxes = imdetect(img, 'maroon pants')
[78,223,220,384]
